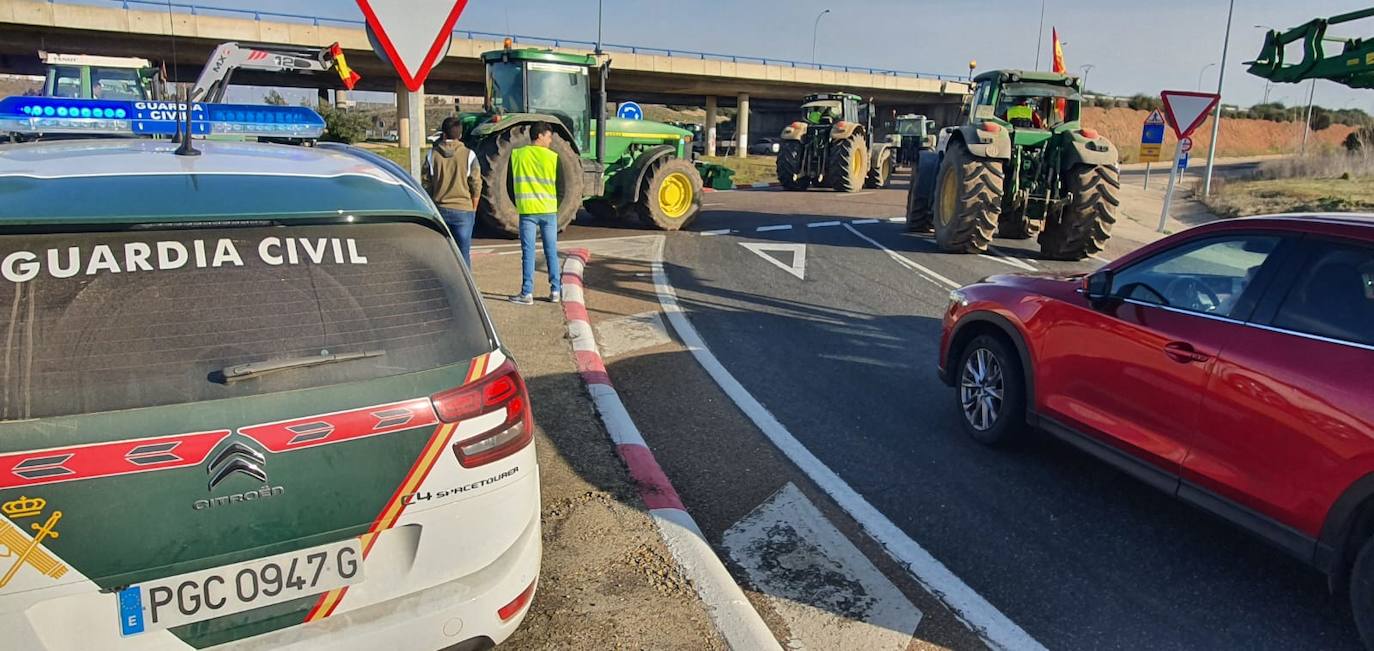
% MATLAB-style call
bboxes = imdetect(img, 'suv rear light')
[430,360,533,468]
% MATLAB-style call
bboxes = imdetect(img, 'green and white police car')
[0,97,540,649]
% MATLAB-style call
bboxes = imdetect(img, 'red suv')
[939,214,1374,644]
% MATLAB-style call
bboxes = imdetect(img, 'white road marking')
[842,224,960,290]
[701,229,733,236]
[703,203,726,207]
[851,219,880,225]
[979,252,1038,272]
[849,191,875,197]
[594,312,673,358]
[651,238,1046,651]
[1090,254,1112,263]
[887,217,906,223]
[724,483,923,650]
[740,242,807,280]
[808,221,842,228]
[757,224,793,232]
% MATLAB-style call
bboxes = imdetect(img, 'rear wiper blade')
[215,350,385,383]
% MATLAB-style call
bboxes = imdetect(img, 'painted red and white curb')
[558,248,780,651]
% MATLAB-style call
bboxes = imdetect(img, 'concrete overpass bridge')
[0,0,971,153]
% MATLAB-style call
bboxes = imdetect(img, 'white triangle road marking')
[739,242,806,280]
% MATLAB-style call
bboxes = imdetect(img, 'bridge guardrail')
[55,0,971,82]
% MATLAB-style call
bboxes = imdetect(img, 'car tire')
[955,334,1026,446]
[1350,535,1374,648]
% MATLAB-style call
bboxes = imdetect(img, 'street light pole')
[1034,0,1047,70]
[1301,78,1317,155]
[811,9,830,65]
[1079,64,1095,92]
[1201,0,1235,198]
[1197,62,1217,91]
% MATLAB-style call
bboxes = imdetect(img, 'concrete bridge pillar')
[737,93,749,159]
[396,81,411,146]
[705,96,718,157]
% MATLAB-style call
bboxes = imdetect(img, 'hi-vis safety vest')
[511,145,559,215]
[1007,104,1034,123]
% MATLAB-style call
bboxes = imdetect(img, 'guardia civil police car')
[0,97,540,649]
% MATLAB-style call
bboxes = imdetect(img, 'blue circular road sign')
[617,101,644,120]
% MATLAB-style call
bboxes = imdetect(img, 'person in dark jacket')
[423,117,483,265]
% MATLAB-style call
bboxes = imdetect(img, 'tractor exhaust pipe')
[596,60,608,164]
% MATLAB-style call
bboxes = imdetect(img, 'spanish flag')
[1051,28,1066,118]
[330,43,361,90]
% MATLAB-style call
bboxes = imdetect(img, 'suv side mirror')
[1082,270,1113,302]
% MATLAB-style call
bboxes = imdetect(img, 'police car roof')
[0,139,435,225]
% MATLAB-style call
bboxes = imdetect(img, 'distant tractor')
[776,92,901,191]
[460,45,703,235]
[907,69,1119,260]
[39,51,164,101]
[889,114,937,167]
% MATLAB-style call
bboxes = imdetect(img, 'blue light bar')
[0,97,325,139]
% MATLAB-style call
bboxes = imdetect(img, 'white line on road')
[1090,254,1112,263]
[808,221,842,228]
[756,224,793,232]
[700,229,733,236]
[979,252,1038,272]
[651,239,1046,651]
[887,217,905,223]
[851,219,880,225]
[849,191,874,197]
[842,224,961,290]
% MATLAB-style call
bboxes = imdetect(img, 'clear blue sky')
[215,0,1372,111]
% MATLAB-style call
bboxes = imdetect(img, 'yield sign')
[356,0,470,91]
[740,242,807,280]
[1160,90,1220,140]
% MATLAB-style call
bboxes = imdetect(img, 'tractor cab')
[969,70,1082,145]
[481,48,595,153]
[800,92,867,127]
[39,52,163,101]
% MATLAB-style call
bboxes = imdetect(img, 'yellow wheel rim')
[658,172,694,219]
[938,169,957,224]
[851,150,862,175]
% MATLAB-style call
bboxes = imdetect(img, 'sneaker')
[548,291,561,304]
[508,293,534,305]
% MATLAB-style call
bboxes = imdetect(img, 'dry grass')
[1203,154,1374,217]
[697,154,776,186]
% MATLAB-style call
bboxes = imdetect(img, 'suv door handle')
[1163,341,1211,364]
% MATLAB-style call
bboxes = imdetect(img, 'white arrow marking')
[739,242,806,280]
[723,483,923,650]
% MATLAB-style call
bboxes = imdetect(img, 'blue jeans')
[438,207,475,266]
[519,213,560,296]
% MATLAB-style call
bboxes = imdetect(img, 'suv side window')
[1111,234,1282,318]
[1271,241,1374,346]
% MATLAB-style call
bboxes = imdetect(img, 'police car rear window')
[0,222,490,421]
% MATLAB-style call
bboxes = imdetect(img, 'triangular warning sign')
[1144,109,1165,125]
[739,243,807,280]
[357,0,470,91]
[1160,90,1220,140]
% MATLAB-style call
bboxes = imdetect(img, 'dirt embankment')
[1081,107,1355,163]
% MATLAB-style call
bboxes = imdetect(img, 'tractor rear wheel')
[932,142,1001,253]
[776,140,810,190]
[633,157,703,230]
[1039,164,1119,260]
[905,150,939,232]
[826,135,867,192]
[475,125,585,236]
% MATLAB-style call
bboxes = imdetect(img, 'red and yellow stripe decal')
[304,353,491,623]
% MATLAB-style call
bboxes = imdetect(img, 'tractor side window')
[47,66,83,98]
[488,61,525,113]
[969,84,994,120]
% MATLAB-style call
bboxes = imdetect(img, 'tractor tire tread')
[1040,164,1119,260]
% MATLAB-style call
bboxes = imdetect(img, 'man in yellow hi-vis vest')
[508,122,562,305]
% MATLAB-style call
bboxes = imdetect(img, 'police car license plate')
[115,537,364,636]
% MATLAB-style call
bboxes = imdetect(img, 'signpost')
[616,101,644,120]
[356,0,471,179]
[1157,90,1220,233]
[1139,109,1165,189]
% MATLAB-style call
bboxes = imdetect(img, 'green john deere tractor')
[459,46,703,235]
[907,69,1120,260]
[775,92,898,191]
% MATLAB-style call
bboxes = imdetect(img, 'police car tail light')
[430,360,533,468]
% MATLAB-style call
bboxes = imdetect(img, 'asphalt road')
[634,177,1360,649]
